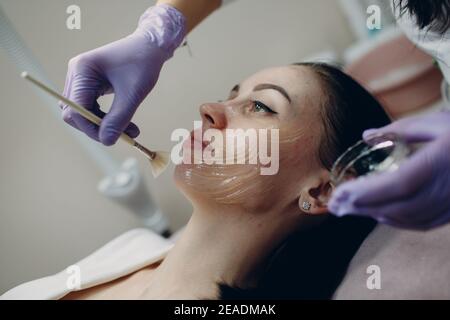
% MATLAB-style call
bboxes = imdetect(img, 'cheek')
[173,119,319,210]
[174,130,282,209]
[174,141,316,213]
[278,127,318,170]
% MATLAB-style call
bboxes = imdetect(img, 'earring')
[302,201,311,211]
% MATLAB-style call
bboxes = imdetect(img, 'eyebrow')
[230,83,292,103]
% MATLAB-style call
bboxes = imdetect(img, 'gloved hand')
[60,4,186,145]
[329,111,450,230]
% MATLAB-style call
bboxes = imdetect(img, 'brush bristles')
[149,151,170,178]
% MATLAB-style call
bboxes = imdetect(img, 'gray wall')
[0,0,354,293]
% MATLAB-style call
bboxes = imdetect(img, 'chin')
[173,163,206,204]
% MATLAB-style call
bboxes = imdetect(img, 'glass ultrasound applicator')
[21,71,169,178]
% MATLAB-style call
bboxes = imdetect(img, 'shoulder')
[1,228,174,300]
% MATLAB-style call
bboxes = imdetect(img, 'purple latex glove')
[329,111,450,230]
[60,4,186,145]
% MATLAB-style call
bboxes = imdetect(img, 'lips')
[190,130,211,150]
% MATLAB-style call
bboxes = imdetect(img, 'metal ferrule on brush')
[133,142,156,160]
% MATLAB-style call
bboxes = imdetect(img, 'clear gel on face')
[175,125,307,206]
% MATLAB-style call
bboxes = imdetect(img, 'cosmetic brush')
[21,71,169,178]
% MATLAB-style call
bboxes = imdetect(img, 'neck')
[143,203,294,299]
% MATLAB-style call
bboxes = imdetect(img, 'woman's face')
[174,65,329,213]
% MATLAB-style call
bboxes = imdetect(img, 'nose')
[200,103,227,130]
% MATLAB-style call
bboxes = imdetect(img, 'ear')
[298,169,333,215]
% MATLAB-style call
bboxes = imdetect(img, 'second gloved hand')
[61,4,186,145]
[328,111,450,230]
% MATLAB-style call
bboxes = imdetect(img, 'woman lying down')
[2,63,390,300]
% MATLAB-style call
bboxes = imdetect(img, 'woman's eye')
[253,101,277,114]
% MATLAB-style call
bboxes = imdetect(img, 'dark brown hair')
[395,0,450,34]
[218,63,391,299]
